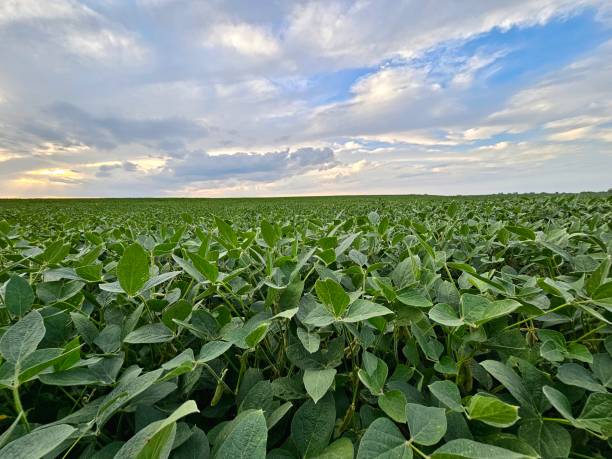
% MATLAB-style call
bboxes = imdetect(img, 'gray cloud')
[42,102,209,150]
[164,147,337,182]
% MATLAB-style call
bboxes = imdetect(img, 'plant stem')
[504,300,588,330]
[408,440,430,459]
[12,384,30,432]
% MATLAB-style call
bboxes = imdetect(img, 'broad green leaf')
[96,368,163,428]
[576,392,612,437]
[378,390,407,422]
[173,427,209,459]
[406,403,447,446]
[315,278,350,317]
[312,438,353,459]
[115,400,199,459]
[518,420,571,459]
[297,327,320,353]
[592,353,612,388]
[139,270,181,292]
[291,392,336,457]
[356,417,411,459]
[4,275,34,316]
[124,323,174,344]
[428,380,463,412]
[429,303,463,327]
[0,310,45,364]
[213,409,267,458]
[431,439,533,459]
[480,360,535,414]
[215,216,238,248]
[466,394,519,427]
[266,402,293,430]
[0,424,76,459]
[397,291,432,308]
[556,363,606,393]
[245,322,270,348]
[542,386,574,421]
[188,252,218,283]
[304,368,336,404]
[198,341,232,363]
[342,299,393,322]
[117,243,149,296]
[261,220,278,247]
[358,353,388,395]
[506,225,536,241]
[461,294,520,327]
[161,299,192,331]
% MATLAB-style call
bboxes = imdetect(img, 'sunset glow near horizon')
[1,1,612,197]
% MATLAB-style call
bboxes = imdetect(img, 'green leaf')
[406,403,447,446]
[245,322,270,348]
[124,323,174,344]
[291,392,336,458]
[198,341,232,363]
[356,417,411,459]
[173,427,209,459]
[429,303,463,327]
[466,394,519,428]
[315,278,350,317]
[188,252,218,283]
[556,363,606,393]
[593,280,612,300]
[428,380,463,412]
[297,327,320,353]
[96,368,163,428]
[117,243,149,296]
[4,275,34,317]
[215,216,239,248]
[161,299,192,331]
[542,386,574,421]
[592,353,612,388]
[0,413,22,449]
[139,271,181,292]
[261,220,278,247]
[518,420,571,459]
[115,400,199,459]
[343,299,393,322]
[397,291,432,308]
[358,353,388,395]
[480,360,535,414]
[312,438,354,459]
[378,390,407,423]
[431,439,533,459]
[461,294,520,327]
[506,225,536,241]
[0,310,45,364]
[0,424,76,459]
[303,368,336,403]
[576,392,612,438]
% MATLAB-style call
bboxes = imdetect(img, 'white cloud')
[204,22,280,57]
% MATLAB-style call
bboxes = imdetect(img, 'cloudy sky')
[1,0,612,197]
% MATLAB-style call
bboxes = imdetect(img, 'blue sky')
[1,0,611,197]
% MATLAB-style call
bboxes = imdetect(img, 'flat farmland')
[0,194,610,458]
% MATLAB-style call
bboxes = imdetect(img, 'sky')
[1,0,612,197]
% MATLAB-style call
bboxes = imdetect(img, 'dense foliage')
[0,194,611,459]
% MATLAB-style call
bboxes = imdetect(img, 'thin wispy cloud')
[0,0,611,197]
